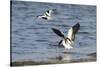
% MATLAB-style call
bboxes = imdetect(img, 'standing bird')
[37,9,56,20]
[52,23,80,49]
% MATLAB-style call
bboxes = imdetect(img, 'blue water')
[11,1,96,62]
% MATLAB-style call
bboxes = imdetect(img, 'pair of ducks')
[37,9,80,49]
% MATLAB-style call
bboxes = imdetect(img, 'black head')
[52,9,58,14]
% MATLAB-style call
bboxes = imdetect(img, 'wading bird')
[52,23,80,49]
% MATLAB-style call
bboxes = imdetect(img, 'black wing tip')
[52,28,57,34]
[72,22,80,34]
[52,28,58,32]
[52,28,65,38]
[46,10,49,13]
[73,22,80,29]
[52,28,58,33]
[75,22,79,25]
[52,28,56,30]
[76,22,80,26]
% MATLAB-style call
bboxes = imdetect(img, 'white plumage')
[37,9,56,20]
[52,23,80,49]
[62,39,73,49]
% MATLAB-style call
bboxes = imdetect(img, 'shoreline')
[11,52,96,66]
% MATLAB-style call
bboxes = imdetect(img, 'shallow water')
[11,1,96,63]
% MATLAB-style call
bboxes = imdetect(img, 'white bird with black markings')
[52,23,80,49]
[37,9,56,20]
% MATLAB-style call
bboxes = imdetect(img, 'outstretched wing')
[67,27,73,41]
[67,23,80,41]
[44,10,52,16]
[43,9,56,16]
[52,28,65,38]
[72,23,80,34]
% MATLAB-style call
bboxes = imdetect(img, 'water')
[11,1,96,63]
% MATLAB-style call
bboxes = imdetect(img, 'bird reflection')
[55,53,72,62]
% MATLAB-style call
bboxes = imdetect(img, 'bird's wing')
[67,27,73,41]
[67,23,80,41]
[52,28,65,38]
[72,23,80,41]
[44,10,52,16]
[72,23,80,34]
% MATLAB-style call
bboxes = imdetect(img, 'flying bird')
[52,23,80,49]
[37,9,56,20]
